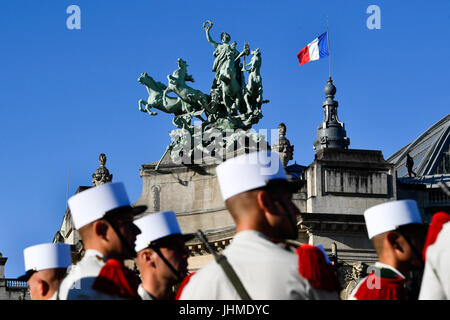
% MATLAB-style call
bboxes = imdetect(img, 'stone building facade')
[0,253,30,300]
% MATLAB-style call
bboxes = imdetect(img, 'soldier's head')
[18,243,72,300]
[134,212,193,298]
[69,182,145,261]
[365,200,427,277]
[216,152,300,240]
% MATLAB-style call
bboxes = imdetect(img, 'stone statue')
[272,123,294,167]
[92,153,113,186]
[406,153,417,177]
[341,262,368,300]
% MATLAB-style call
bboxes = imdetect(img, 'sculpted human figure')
[163,58,209,112]
[204,21,236,88]
[203,20,249,114]
[272,123,294,167]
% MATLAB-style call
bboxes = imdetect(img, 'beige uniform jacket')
[58,249,121,300]
[179,230,339,300]
[419,222,450,300]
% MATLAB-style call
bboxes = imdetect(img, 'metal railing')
[5,279,28,290]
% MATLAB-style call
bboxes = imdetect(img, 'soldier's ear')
[386,231,403,253]
[141,250,152,263]
[256,190,275,215]
[93,220,109,239]
[149,250,158,268]
[257,190,283,217]
[39,279,50,298]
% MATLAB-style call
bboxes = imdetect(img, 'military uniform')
[58,249,122,300]
[59,182,146,300]
[349,262,406,300]
[350,200,425,300]
[178,230,339,300]
[178,152,340,300]
[419,221,450,299]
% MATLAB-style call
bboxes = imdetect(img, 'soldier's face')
[154,237,189,283]
[398,225,427,270]
[107,212,141,259]
[266,186,300,240]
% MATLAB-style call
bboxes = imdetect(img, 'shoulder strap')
[214,254,252,300]
[196,230,252,300]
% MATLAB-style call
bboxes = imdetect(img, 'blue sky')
[0,0,449,278]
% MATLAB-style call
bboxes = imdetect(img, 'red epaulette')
[175,272,196,300]
[296,244,341,292]
[92,259,140,300]
[422,211,450,261]
[353,271,405,300]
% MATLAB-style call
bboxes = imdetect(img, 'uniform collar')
[375,262,406,279]
[233,230,269,242]
[84,249,106,262]
[138,284,154,300]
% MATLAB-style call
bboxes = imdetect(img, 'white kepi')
[134,211,194,252]
[68,182,146,230]
[216,151,288,201]
[364,199,423,239]
[18,243,72,281]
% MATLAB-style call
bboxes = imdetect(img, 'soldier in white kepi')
[58,182,146,300]
[177,151,340,300]
[349,200,427,300]
[133,211,194,300]
[18,243,72,300]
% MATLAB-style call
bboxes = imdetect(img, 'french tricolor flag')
[297,32,329,65]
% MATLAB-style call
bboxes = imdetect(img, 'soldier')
[133,211,194,300]
[177,151,340,300]
[349,200,427,300]
[58,182,146,300]
[419,211,450,299]
[18,243,71,300]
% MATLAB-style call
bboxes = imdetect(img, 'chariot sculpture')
[138,20,269,167]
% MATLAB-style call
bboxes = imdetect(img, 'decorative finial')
[92,153,113,186]
[313,77,350,151]
[324,77,336,98]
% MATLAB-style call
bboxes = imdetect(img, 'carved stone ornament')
[271,122,294,167]
[92,153,113,186]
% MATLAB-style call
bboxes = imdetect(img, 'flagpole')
[327,16,331,79]
[66,168,70,210]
